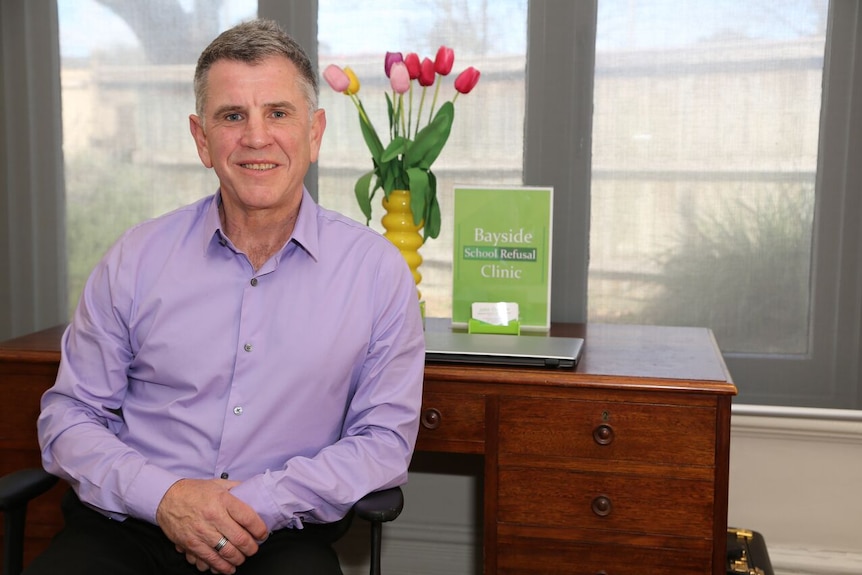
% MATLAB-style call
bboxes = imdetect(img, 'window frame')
[3,0,860,408]
[713,0,862,406]
[526,0,861,409]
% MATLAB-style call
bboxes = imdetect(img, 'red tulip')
[384,51,403,78]
[404,53,421,80]
[418,57,436,86]
[434,46,455,75]
[454,67,481,94]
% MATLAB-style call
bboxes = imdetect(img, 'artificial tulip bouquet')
[324,47,481,240]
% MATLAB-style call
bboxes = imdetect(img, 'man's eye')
[226,113,242,121]
[272,110,287,119]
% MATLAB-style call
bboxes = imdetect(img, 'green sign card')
[452,186,553,330]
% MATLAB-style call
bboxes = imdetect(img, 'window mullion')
[524,0,597,323]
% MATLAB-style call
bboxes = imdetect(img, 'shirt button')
[243,343,253,352]
[250,278,258,287]
[233,406,243,415]
[220,472,229,479]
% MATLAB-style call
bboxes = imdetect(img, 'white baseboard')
[728,409,862,561]
[771,546,862,575]
[337,519,480,575]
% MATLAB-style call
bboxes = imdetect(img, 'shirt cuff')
[123,463,184,524]
[230,475,301,532]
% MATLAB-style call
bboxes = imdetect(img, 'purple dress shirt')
[37,189,425,532]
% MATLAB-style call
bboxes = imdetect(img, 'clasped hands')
[156,478,268,574]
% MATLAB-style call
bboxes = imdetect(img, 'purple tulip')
[384,51,403,78]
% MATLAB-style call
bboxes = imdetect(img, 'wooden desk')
[0,322,737,574]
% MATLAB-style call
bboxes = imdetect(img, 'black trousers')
[23,489,349,575]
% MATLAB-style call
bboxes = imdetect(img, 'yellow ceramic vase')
[381,189,424,298]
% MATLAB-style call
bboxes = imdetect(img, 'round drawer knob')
[591,495,612,517]
[593,424,614,445]
[421,408,441,430]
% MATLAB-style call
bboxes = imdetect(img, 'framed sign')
[451,185,553,330]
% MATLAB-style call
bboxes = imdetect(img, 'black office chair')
[0,468,402,575]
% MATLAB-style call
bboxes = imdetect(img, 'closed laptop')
[424,330,583,369]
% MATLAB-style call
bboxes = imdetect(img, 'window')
[316,0,528,318]
[588,1,827,357]
[56,0,527,320]
[58,0,255,313]
[582,0,862,408]
[5,1,860,408]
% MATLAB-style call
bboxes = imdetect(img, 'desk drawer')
[498,467,714,539]
[498,534,712,575]
[498,396,716,467]
[415,391,485,452]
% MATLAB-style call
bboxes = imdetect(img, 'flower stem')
[351,94,371,127]
[399,94,407,136]
[428,79,441,124]
[407,84,414,138]
[416,87,427,135]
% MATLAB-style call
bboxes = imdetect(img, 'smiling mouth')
[240,163,277,171]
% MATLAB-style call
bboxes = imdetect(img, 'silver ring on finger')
[213,535,229,553]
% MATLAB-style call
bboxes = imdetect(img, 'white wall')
[336,407,862,575]
[728,407,862,575]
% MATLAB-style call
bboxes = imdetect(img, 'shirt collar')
[203,192,226,255]
[288,188,320,262]
[203,188,320,262]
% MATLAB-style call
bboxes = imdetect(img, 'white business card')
[471,302,519,326]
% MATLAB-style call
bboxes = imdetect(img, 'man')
[28,19,424,575]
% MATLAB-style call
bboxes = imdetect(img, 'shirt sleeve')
[37,244,183,524]
[229,249,426,531]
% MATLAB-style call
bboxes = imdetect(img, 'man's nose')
[241,116,272,148]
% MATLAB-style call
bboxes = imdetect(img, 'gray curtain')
[0,0,67,340]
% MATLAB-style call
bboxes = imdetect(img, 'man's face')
[189,55,325,218]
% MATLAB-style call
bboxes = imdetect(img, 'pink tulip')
[384,51,403,78]
[323,64,350,93]
[454,67,481,94]
[434,46,455,76]
[418,57,436,87]
[404,53,421,80]
[389,62,410,94]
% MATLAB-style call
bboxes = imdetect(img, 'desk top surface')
[1,320,737,395]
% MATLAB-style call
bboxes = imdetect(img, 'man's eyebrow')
[212,104,244,119]
[265,101,298,113]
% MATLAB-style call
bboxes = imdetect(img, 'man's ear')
[309,109,326,164]
[189,114,213,168]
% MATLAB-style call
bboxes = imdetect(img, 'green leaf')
[404,101,454,170]
[381,158,399,194]
[425,195,441,240]
[354,171,375,224]
[381,137,408,163]
[357,106,384,161]
[424,170,441,240]
[406,167,429,226]
[385,92,396,136]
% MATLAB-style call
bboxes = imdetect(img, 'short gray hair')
[193,19,318,121]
